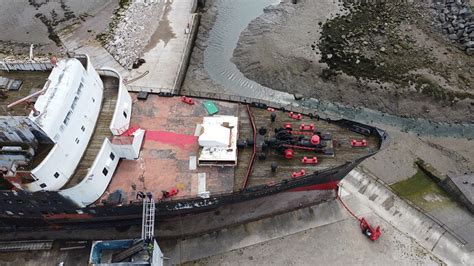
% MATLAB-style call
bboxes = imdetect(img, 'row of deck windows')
[36,153,116,190]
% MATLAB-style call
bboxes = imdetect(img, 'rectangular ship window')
[102,168,108,176]
[81,125,85,132]
[123,111,127,118]
[54,172,59,178]
[39,183,47,188]
[110,153,115,160]
[63,110,73,125]
[71,96,79,109]
[77,83,84,95]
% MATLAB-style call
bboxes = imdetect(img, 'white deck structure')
[198,116,238,166]
[14,56,144,207]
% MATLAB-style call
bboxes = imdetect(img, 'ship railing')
[96,68,120,80]
[109,136,133,145]
[125,85,323,118]
[156,166,343,203]
[97,68,133,136]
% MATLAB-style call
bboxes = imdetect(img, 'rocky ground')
[232,0,474,123]
[98,0,166,69]
[361,124,474,185]
[435,0,474,54]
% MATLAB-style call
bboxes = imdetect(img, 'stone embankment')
[102,1,164,69]
[433,0,474,55]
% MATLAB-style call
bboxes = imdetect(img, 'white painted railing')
[97,68,132,136]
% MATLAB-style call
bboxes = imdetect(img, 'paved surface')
[188,216,441,266]
[0,241,90,266]
[163,194,442,265]
[127,0,194,92]
[343,170,473,265]
[429,206,474,252]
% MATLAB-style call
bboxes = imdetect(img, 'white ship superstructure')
[0,55,145,207]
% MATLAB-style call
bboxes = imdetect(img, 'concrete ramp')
[342,170,473,265]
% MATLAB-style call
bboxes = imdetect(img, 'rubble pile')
[433,0,474,55]
[103,1,162,69]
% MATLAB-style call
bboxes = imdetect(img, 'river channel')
[203,0,473,138]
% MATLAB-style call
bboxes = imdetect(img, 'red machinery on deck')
[301,156,318,164]
[351,139,367,147]
[289,112,302,120]
[161,188,179,199]
[299,124,315,131]
[291,169,306,178]
[181,96,195,105]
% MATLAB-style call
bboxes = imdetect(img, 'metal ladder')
[141,195,155,241]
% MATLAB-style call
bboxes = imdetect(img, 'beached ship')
[0,55,388,230]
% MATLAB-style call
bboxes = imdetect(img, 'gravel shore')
[232,0,474,123]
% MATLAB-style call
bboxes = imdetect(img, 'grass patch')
[390,169,453,211]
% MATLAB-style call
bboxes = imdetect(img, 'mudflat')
[232,0,474,123]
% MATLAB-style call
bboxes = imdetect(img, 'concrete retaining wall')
[172,13,201,94]
[342,169,473,265]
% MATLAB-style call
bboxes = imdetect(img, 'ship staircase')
[111,195,156,263]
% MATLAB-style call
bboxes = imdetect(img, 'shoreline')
[181,0,474,184]
[181,0,233,95]
[232,0,474,123]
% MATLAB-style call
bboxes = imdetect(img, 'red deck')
[100,95,238,203]
[99,94,380,205]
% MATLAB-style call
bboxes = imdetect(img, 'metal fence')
[126,85,336,120]
[0,60,53,71]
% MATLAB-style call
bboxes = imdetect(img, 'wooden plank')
[198,173,206,194]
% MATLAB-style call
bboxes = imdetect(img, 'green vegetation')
[414,76,451,101]
[390,168,453,211]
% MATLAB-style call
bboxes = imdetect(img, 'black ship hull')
[0,115,388,232]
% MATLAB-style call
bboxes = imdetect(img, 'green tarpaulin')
[203,101,218,115]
